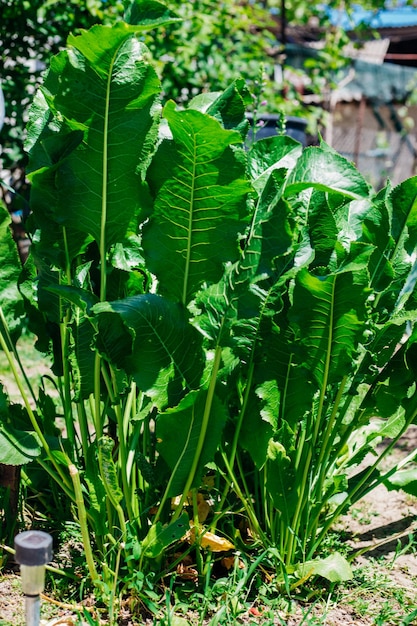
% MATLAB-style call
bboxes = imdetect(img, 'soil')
[1,430,417,626]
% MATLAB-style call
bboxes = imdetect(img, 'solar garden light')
[14,531,53,626]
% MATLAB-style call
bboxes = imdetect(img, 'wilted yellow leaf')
[183,523,234,552]
[200,530,234,552]
[170,492,211,522]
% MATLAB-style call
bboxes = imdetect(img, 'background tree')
[142,1,276,101]
[0,0,124,210]
[1,0,411,208]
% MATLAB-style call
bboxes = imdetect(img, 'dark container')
[246,113,308,147]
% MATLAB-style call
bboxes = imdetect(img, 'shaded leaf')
[383,466,417,497]
[389,176,417,254]
[157,389,227,496]
[0,205,25,341]
[93,294,205,407]
[206,78,252,135]
[0,386,41,465]
[265,437,298,522]
[124,0,182,29]
[142,511,189,558]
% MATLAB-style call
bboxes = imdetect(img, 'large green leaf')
[0,205,25,340]
[0,387,41,464]
[26,24,161,252]
[0,425,41,465]
[143,100,251,304]
[285,142,371,200]
[289,267,370,387]
[93,294,205,407]
[124,0,182,29]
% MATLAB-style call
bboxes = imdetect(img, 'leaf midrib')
[182,125,198,305]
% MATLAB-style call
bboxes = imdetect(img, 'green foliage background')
[3,0,408,180]
[0,0,124,174]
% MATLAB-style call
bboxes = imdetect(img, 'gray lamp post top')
[14,531,53,567]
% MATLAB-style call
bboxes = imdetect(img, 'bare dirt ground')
[1,429,417,625]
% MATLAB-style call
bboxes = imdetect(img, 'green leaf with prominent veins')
[389,176,417,254]
[289,268,370,387]
[92,294,205,407]
[285,143,371,200]
[0,205,25,340]
[143,100,251,304]
[26,24,161,251]
[265,437,298,521]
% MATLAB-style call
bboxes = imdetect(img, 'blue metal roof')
[329,4,417,31]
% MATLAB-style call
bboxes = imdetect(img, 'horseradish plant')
[1,0,417,599]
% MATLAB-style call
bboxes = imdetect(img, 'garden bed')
[1,432,416,625]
